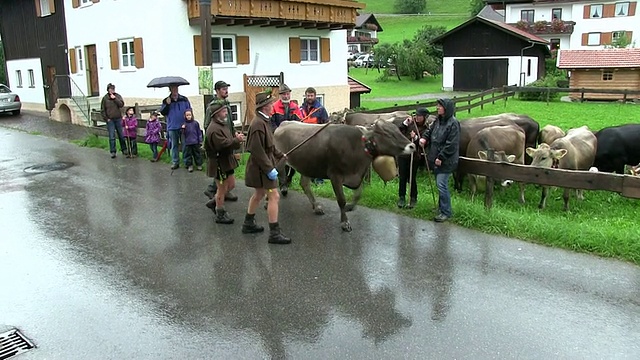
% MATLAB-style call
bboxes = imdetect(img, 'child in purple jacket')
[180,109,203,172]
[145,111,162,161]
[122,106,138,158]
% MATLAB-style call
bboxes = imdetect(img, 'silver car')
[0,84,22,116]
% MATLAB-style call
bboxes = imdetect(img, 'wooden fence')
[457,155,640,209]
[363,87,515,115]
[503,86,640,103]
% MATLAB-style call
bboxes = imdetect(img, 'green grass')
[360,0,470,15]
[349,67,446,98]
[376,14,469,44]
[72,100,640,265]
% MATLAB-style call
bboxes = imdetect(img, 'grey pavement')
[1,113,639,359]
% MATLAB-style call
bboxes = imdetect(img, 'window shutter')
[236,36,250,65]
[72,0,80,8]
[583,5,590,19]
[630,2,637,16]
[581,33,588,45]
[69,48,77,74]
[603,4,615,17]
[134,37,145,69]
[193,35,203,66]
[289,37,301,63]
[601,32,612,45]
[34,0,41,16]
[109,41,119,70]
[320,38,331,63]
[49,0,55,13]
[626,31,633,41]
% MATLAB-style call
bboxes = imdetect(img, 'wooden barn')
[432,16,550,91]
[557,48,640,101]
[348,76,371,109]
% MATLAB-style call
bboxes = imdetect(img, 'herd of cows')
[271,108,640,232]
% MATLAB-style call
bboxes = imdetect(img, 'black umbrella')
[147,76,190,88]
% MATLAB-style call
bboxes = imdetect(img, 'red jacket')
[270,100,303,131]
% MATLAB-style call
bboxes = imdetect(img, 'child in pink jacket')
[123,106,138,158]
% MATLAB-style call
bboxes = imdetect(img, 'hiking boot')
[225,191,238,202]
[171,163,179,170]
[434,213,449,222]
[280,184,289,197]
[215,208,234,224]
[150,159,156,162]
[196,166,203,171]
[242,214,265,233]
[205,198,217,214]
[204,185,215,199]
[110,153,116,159]
[268,222,291,244]
[188,166,194,173]
[397,197,406,209]
[407,198,417,209]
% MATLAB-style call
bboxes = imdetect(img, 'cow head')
[478,150,516,187]
[366,119,416,156]
[329,108,352,124]
[526,144,567,168]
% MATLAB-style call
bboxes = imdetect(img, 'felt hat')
[416,108,430,117]
[255,92,276,110]
[278,83,291,94]
[207,102,226,117]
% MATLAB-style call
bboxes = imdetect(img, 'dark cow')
[466,124,526,203]
[456,113,540,191]
[592,124,640,174]
[274,120,415,232]
[526,126,597,211]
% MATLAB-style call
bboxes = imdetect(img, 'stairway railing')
[53,74,91,124]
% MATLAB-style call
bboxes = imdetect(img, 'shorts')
[216,169,235,181]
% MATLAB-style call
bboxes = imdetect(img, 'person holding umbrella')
[155,79,192,170]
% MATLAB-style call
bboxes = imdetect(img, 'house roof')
[557,48,640,69]
[478,5,505,22]
[355,13,383,32]
[348,76,372,94]
[431,16,549,47]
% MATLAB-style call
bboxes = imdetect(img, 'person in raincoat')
[122,106,138,158]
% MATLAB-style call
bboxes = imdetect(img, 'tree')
[394,0,426,14]
[469,0,486,16]
[604,34,635,48]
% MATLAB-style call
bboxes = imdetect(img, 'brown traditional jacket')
[205,116,241,179]
[244,111,284,189]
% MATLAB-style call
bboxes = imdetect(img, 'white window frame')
[587,32,601,46]
[590,4,603,18]
[615,2,630,16]
[211,35,236,68]
[39,0,51,16]
[76,46,84,73]
[15,70,23,88]
[300,37,320,64]
[28,69,35,88]
[80,0,93,8]
[118,38,136,71]
[230,103,242,128]
[315,94,324,106]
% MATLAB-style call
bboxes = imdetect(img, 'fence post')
[580,89,585,103]
[484,149,495,210]
[467,98,471,114]
[623,90,628,103]
[480,94,484,110]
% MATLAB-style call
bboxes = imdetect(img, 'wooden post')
[480,94,484,110]
[199,0,212,66]
[623,89,628,103]
[467,98,471,114]
[484,149,495,210]
[580,89,585,103]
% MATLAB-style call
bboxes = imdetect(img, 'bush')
[394,0,426,14]
[518,74,563,101]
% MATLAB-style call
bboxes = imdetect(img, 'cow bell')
[372,155,397,182]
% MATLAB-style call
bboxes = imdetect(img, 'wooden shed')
[557,48,640,100]
[348,76,371,109]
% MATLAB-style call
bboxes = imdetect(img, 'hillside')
[360,0,472,15]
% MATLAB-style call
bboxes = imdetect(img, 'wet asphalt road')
[1,116,640,359]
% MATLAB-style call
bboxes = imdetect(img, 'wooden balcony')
[187,0,364,30]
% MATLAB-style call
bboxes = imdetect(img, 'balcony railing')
[511,20,575,35]
[347,35,378,44]
[187,0,363,27]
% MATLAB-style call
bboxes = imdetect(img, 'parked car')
[0,84,21,116]
[354,54,374,68]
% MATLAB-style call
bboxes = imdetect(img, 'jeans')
[435,172,453,217]
[183,144,203,166]
[106,118,126,154]
[398,155,419,200]
[167,129,183,165]
[149,142,158,159]
[124,136,137,155]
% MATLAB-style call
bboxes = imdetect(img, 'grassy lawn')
[376,15,469,44]
[74,99,640,265]
[349,67,445,98]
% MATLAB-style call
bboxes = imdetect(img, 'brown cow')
[457,113,540,192]
[526,126,597,211]
[343,110,412,127]
[274,120,415,232]
[466,124,526,203]
[538,124,565,145]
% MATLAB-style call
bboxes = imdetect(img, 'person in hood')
[419,98,460,222]
[145,111,162,161]
[160,85,192,170]
[180,109,204,172]
[122,106,138,158]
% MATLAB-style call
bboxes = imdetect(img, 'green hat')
[207,101,226,118]
[255,91,276,110]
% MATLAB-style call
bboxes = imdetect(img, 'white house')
[347,13,382,55]
[486,0,638,50]
[48,0,364,125]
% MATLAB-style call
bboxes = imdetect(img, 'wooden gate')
[242,72,284,129]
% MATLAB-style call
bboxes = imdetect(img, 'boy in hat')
[270,83,303,195]
[205,102,245,224]
[397,108,430,208]
[242,91,291,244]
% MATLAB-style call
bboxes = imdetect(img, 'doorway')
[85,45,100,96]
[45,66,57,111]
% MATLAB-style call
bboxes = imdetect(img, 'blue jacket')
[160,94,192,131]
[183,119,203,146]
